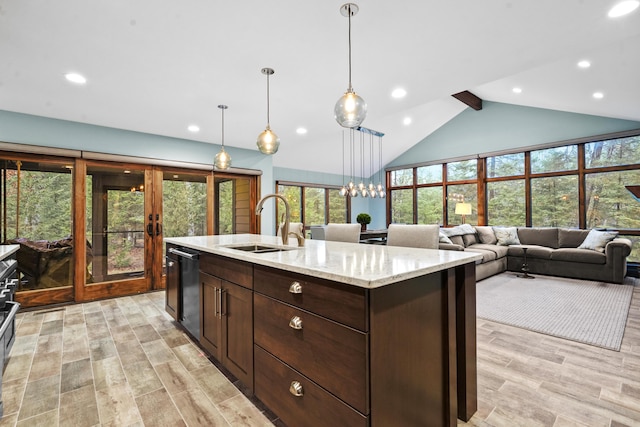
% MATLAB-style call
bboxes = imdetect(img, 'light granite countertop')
[0,244,19,262]
[165,234,481,289]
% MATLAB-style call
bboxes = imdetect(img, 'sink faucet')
[255,193,305,247]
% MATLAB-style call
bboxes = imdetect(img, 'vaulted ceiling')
[1,1,639,174]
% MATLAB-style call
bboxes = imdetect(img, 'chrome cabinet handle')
[289,381,304,397]
[214,287,219,317]
[289,316,303,330]
[288,281,302,294]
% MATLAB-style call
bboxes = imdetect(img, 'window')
[486,153,524,178]
[447,160,477,181]
[390,189,413,223]
[447,184,477,225]
[487,180,525,226]
[275,182,349,231]
[585,170,640,229]
[417,165,442,184]
[585,136,640,168]
[531,146,577,173]
[391,169,413,186]
[417,187,443,224]
[531,176,579,227]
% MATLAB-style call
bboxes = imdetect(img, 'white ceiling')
[1,1,639,175]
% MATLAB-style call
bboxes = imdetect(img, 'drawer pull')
[289,381,304,397]
[288,281,302,294]
[289,316,303,330]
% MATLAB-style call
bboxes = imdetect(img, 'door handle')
[147,222,153,237]
[156,222,162,236]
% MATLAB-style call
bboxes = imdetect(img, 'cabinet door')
[221,280,253,391]
[200,272,222,360]
[165,252,180,320]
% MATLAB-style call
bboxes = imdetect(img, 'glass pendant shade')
[335,89,367,128]
[257,67,279,154]
[369,188,377,198]
[214,148,231,170]
[257,126,280,154]
[349,187,359,197]
[339,186,348,197]
[214,104,231,170]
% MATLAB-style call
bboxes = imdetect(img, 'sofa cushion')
[462,233,478,247]
[507,245,554,259]
[577,229,619,253]
[551,248,606,264]
[517,227,559,248]
[449,235,464,246]
[475,226,497,245]
[465,248,497,263]
[439,232,453,244]
[470,244,509,259]
[558,228,590,248]
[439,243,464,251]
[493,227,521,245]
[441,224,476,237]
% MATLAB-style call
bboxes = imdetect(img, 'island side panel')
[456,262,477,421]
[369,271,457,427]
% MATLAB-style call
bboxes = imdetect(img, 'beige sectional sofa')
[439,225,632,284]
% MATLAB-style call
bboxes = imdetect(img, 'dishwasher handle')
[168,248,199,260]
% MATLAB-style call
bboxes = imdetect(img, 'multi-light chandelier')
[339,126,385,198]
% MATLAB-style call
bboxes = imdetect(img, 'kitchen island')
[165,234,482,427]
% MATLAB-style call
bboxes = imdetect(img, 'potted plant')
[356,213,371,232]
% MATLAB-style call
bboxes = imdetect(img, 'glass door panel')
[85,164,148,287]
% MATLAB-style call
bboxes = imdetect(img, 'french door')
[72,160,258,305]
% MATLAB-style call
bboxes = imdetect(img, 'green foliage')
[356,212,371,225]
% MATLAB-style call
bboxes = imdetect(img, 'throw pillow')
[493,227,521,246]
[475,226,497,244]
[439,232,453,244]
[577,229,618,252]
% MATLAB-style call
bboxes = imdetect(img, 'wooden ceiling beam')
[452,90,483,111]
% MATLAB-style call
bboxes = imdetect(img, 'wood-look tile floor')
[1,291,275,427]
[460,282,640,427]
[2,285,640,427]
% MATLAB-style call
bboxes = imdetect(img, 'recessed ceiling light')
[187,125,200,133]
[296,127,307,135]
[593,92,604,99]
[65,72,87,85]
[391,88,407,99]
[577,60,591,69]
[403,117,412,125]
[608,0,639,17]
[124,170,131,174]
[512,87,522,94]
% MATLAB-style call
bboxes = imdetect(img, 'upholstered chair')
[324,223,361,243]
[386,224,439,249]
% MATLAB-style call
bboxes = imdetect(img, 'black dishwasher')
[169,247,200,339]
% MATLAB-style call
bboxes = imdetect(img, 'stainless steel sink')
[223,244,296,254]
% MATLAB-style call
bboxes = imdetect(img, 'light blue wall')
[388,101,640,167]
[274,167,387,229]
[0,109,276,230]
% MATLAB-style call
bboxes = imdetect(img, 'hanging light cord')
[347,5,353,91]
[221,108,225,148]
[342,131,345,184]
[266,72,271,127]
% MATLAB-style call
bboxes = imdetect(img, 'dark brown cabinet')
[200,253,253,391]
[164,244,180,321]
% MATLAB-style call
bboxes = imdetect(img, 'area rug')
[476,273,638,351]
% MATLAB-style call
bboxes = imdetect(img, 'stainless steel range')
[0,257,19,419]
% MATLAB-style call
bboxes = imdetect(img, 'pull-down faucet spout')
[255,193,304,246]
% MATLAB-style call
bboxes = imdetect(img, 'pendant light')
[214,104,231,170]
[257,67,280,154]
[334,3,367,128]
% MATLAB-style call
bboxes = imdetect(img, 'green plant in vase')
[356,213,371,231]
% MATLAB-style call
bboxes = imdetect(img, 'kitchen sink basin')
[223,244,296,254]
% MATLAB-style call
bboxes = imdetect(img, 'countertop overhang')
[165,234,481,289]
[0,244,19,262]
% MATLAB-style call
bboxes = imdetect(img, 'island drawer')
[199,253,253,289]
[254,293,368,414]
[254,265,367,331]
[254,346,368,427]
